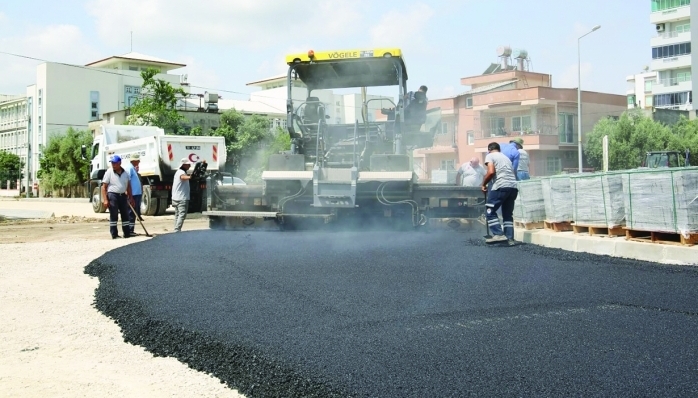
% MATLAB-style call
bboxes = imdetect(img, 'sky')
[0,0,654,101]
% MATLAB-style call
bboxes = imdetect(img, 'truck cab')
[642,151,690,168]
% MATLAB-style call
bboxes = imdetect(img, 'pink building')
[414,49,627,181]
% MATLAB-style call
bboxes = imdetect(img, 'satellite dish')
[643,65,649,71]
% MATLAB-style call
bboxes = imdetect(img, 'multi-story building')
[0,95,29,189]
[243,75,394,127]
[627,70,658,109]
[651,0,692,110]
[413,48,627,180]
[25,52,189,184]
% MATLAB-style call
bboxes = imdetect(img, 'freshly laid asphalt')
[86,229,698,397]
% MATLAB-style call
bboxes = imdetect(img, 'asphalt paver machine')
[204,48,484,230]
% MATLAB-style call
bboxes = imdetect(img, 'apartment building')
[25,52,188,183]
[414,48,626,180]
[627,70,658,109]
[0,95,29,189]
[651,0,692,110]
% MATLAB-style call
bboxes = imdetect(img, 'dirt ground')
[0,200,244,397]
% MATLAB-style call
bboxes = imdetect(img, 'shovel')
[128,201,152,237]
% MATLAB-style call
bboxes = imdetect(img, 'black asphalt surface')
[86,229,698,397]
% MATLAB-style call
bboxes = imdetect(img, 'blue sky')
[0,0,653,101]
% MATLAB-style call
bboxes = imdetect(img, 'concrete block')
[662,245,698,266]
[614,240,665,264]
[547,232,577,252]
[575,236,617,257]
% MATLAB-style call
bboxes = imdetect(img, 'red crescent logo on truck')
[188,153,200,163]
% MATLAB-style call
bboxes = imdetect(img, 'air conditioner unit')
[656,23,665,32]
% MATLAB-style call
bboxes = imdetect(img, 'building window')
[465,97,473,108]
[512,115,531,132]
[546,156,561,175]
[558,113,575,144]
[467,131,475,145]
[676,71,691,82]
[654,91,692,108]
[129,65,138,71]
[675,23,691,33]
[90,91,100,121]
[652,42,691,59]
[645,95,653,107]
[645,79,654,92]
[441,122,449,134]
[628,95,636,106]
[651,0,690,12]
[440,159,455,170]
[488,117,505,136]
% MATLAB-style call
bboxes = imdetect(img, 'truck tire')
[155,198,169,216]
[141,186,159,216]
[92,187,107,213]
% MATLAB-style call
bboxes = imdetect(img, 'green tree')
[585,111,677,170]
[37,128,93,197]
[126,68,186,134]
[0,151,23,188]
[211,109,275,179]
[244,127,292,182]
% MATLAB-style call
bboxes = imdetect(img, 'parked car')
[216,173,246,186]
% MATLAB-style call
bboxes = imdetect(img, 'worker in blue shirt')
[501,140,520,178]
[486,139,522,219]
[123,153,143,236]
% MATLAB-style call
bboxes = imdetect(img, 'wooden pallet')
[572,223,625,238]
[544,220,573,232]
[624,228,698,247]
[515,221,544,230]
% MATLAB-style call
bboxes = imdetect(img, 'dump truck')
[203,48,483,230]
[84,125,226,216]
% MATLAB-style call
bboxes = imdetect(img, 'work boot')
[507,239,516,246]
[485,234,507,244]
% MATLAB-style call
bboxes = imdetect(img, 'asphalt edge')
[83,259,348,398]
[515,229,697,267]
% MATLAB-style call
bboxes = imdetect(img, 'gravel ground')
[88,229,698,397]
[0,218,243,397]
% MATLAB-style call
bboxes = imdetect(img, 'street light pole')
[578,24,601,173]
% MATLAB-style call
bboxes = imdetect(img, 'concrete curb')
[515,229,697,266]
[0,209,55,220]
[0,197,90,203]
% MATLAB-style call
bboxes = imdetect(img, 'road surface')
[87,229,698,397]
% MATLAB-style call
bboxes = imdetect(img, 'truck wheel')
[92,187,106,213]
[141,186,159,216]
[155,198,169,216]
[209,216,224,230]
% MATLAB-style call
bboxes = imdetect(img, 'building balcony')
[651,30,691,47]
[651,54,692,71]
[472,129,578,153]
[652,77,693,94]
[651,5,690,24]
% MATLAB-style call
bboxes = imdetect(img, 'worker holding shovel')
[481,142,518,246]
[123,153,143,236]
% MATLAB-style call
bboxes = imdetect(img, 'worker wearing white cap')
[171,157,193,232]
[123,153,143,235]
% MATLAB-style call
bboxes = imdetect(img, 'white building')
[0,95,29,188]
[242,75,395,127]
[25,52,188,183]
[626,69,658,109]
[651,0,692,110]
